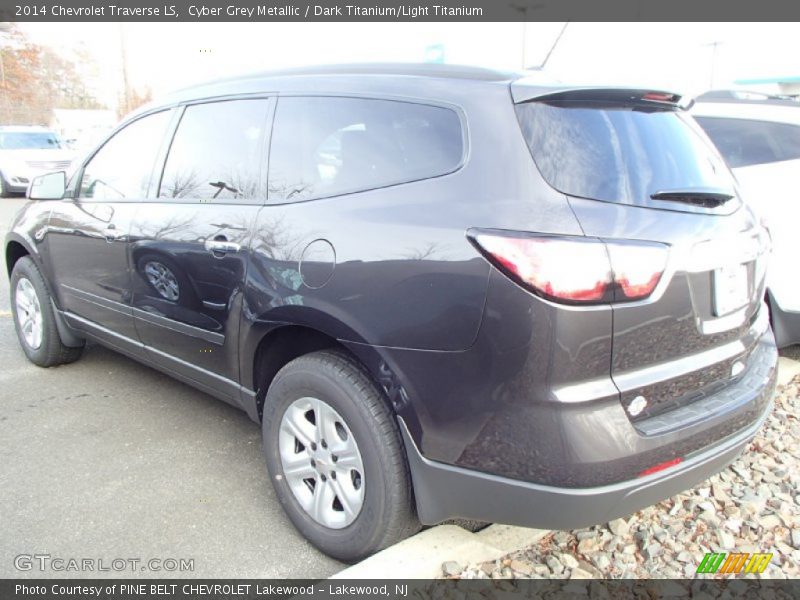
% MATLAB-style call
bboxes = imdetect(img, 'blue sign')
[424,44,445,64]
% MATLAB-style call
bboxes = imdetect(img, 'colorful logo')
[696,552,773,575]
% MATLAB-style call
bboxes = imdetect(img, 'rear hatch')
[513,87,771,432]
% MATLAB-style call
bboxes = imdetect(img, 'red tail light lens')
[469,230,668,305]
[606,243,667,300]
[470,233,613,304]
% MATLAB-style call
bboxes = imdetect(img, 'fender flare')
[241,306,424,437]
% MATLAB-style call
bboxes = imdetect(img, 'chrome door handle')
[204,239,241,256]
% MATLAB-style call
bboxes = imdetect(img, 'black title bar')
[4,579,800,600]
[2,0,800,22]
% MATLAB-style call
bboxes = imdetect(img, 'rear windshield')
[515,101,735,206]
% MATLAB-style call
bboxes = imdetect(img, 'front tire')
[10,256,84,367]
[262,350,419,562]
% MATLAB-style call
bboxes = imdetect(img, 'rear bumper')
[402,403,770,528]
[2,178,28,194]
[0,170,31,193]
[403,332,777,529]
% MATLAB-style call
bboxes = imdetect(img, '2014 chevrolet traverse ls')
[5,65,777,562]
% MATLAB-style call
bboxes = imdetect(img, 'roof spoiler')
[511,84,694,111]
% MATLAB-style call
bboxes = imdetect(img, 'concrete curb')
[778,356,800,387]
[332,525,548,579]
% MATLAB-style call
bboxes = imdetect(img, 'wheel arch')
[251,324,349,421]
[246,319,421,435]
[5,235,35,278]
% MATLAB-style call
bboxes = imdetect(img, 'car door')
[45,110,173,353]
[129,98,272,401]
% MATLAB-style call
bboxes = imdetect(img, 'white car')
[0,126,74,197]
[692,98,800,347]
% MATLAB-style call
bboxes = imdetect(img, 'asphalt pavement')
[0,196,343,578]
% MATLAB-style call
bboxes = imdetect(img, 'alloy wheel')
[144,261,180,301]
[278,397,365,529]
[15,277,43,350]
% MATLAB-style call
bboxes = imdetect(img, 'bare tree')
[0,24,106,125]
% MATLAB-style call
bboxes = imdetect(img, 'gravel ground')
[445,362,800,580]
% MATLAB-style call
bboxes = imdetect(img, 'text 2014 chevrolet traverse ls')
[5,65,776,561]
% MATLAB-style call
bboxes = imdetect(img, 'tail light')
[468,230,668,305]
[606,243,668,300]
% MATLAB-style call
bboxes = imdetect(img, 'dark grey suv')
[5,64,777,562]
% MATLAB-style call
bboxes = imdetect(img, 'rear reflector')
[639,457,683,477]
[468,230,668,305]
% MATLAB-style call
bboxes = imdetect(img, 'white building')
[51,109,117,150]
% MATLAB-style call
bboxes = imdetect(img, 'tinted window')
[694,117,800,168]
[80,111,170,200]
[159,99,268,201]
[268,97,463,202]
[516,102,735,206]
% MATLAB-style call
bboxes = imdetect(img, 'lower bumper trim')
[400,401,771,529]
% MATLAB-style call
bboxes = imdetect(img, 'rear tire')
[262,349,419,562]
[10,256,84,367]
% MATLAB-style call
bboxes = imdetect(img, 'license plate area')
[713,263,749,316]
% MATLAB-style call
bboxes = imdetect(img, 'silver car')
[0,126,74,197]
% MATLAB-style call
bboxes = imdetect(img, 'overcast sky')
[18,22,800,109]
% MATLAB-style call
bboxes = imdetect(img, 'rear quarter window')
[267,96,464,202]
[516,101,735,206]
[694,116,800,168]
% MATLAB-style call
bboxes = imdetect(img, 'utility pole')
[702,40,724,89]
[0,23,12,122]
[540,22,569,69]
[0,23,13,87]
[521,21,527,70]
[509,2,529,69]
[508,3,569,72]
[119,23,131,115]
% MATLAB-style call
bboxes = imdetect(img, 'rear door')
[514,91,770,428]
[46,110,173,351]
[129,98,272,401]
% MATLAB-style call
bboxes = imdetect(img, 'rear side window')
[159,99,268,202]
[694,116,800,168]
[80,111,171,200]
[516,101,735,206]
[268,97,463,202]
